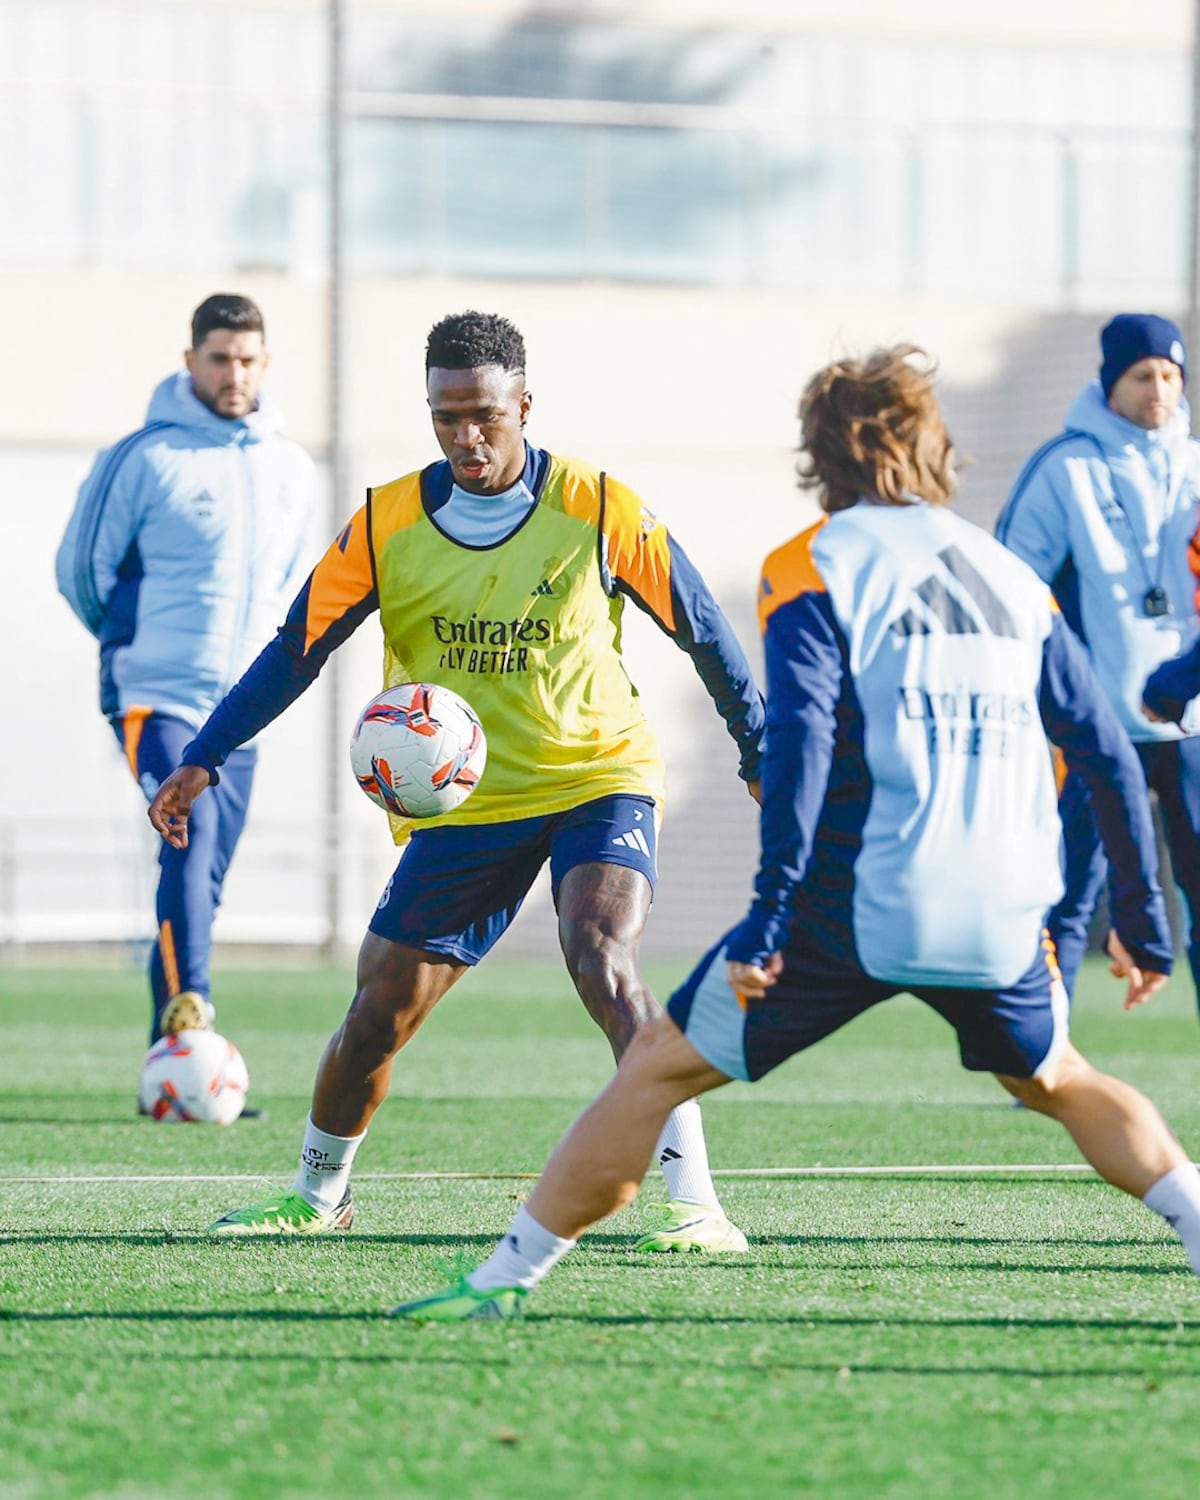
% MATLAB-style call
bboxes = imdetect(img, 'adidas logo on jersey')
[532,578,556,597]
[892,544,1018,638]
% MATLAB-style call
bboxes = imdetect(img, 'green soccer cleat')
[633,1200,750,1254]
[388,1277,526,1324]
[207,1189,353,1236]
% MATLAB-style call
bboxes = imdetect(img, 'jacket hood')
[1065,378,1191,463]
[146,370,285,443]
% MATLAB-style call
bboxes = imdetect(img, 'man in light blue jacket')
[56,293,315,1054]
[996,313,1200,1005]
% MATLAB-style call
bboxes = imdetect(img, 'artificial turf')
[3,956,1199,1498]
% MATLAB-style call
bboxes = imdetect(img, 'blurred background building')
[1,0,1195,959]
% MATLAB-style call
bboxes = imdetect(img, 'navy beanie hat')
[1100,312,1187,396]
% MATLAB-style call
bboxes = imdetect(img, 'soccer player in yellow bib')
[148,310,765,1251]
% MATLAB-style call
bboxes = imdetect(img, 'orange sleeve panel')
[1053,744,1068,794]
[1189,519,1200,614]
[603,474,676,632]
[120,705,153,780]
[757,519,829,633]
[303,502,376,655]
[553,456,605,524]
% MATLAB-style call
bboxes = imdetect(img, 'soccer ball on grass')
[350,682,486,818]
[138,1030,249,1125]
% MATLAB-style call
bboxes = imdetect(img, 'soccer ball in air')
[138,1030,249,1125]
[349,682,487,818]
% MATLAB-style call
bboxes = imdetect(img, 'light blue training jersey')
[729,500,1170,988]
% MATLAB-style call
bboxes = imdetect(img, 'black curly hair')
[191,293,264,349]
[425,310,526,373]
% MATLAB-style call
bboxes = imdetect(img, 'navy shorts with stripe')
[668,916,1068,1083]
[368,794,658,965]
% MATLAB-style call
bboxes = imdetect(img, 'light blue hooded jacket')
[996,380,1200,741]
[56,371,315,729]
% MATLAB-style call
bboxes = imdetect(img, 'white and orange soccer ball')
[138,1030,249,1125]
[349,682,487,819]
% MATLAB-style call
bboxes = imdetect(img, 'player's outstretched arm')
[1106,930,1170,1010]
[725,585,844,972]
[179,506,381,778]
[148,765,214,849]
[601,478,765,787]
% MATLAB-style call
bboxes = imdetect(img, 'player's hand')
[1141,699,1168,724]
[747,779,762,806]
[727,952,782,1000]
[148,765,213,849]
[1106,929,1169,1010]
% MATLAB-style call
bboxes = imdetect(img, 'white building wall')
[1,0,1193,957]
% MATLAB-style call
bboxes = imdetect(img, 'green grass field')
[3,955,1200,1499]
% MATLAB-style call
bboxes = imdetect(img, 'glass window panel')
[0,0,1192,308]
[90,101,198,264]
[1072,139,1189,305]
[439,123,589,279]
[71,97,322,272]
[762,129,913,292]
[601,128,747,284]
[232,111,326,273]
[918,134,1066,299]
[0,97,87,264]
[346,118,426,276]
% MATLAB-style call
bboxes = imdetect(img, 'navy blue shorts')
[368,795,658,964]
[668,922,1068,1082]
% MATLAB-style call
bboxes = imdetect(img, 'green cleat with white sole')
[207,1189,353,1236]
[633,1199,749,1254]
[388,1277,526,1323]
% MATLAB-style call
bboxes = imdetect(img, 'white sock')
[654,1098,721,1208]
[291,1117,367,1213]
[1143,1162,1200,1274]
[468,1204,577,1291]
